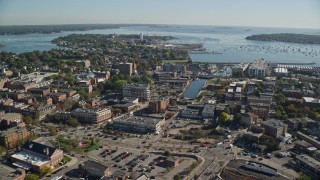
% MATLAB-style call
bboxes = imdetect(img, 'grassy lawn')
[84,144,100,152]
[162,59,189,63]
[60,155,72,165]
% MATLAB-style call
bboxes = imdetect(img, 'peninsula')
[245,33,320,44]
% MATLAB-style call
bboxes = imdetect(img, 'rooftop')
[79,160,108,175]
[114,115,164,125]
[11,150,49,166]
[262,119,288,128]
[296,154,320,170]
[249,59,269,69]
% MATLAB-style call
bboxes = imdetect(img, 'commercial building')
[119,62,133,76]
[148,98,169,113]
[11,140,64,172]
[78,160,111,179]
[261,119,288,138]
[107,116,165,134]
[71,108,112,124]
[202,104,215,119]
[122,83,150,102]
[0,126,29,149]
[247,59,270,77]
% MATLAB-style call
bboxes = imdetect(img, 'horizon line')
[0,23,320,30]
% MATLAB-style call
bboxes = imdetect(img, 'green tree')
[219,112,230,123]
[66,116,80,127]
[23,116,33,125]
[173,175,181,180]
[274,94,286,105]
[170,99,177,107]
[286,104,297,113]
[113,108,122,115]
[25,174,39,180]
[164,150,171,157]
[0,145,5,155]
[115,80,127,90]
[40,165,53,176]
[298,173,311,180]
[308,112,320,120]
[47,126,57,136]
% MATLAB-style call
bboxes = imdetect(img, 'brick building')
[0,126,29,149]
[11,141,64,172]
[149,98,169,113]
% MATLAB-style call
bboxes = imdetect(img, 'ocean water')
[1,25,320,64]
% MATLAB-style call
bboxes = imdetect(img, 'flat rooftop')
[114,115,163,125]
[11,150,49,167]
[0,164,22,179]
[225,159,288,180]
[296,154,320,171]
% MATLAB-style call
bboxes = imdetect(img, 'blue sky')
[0,0,320,28]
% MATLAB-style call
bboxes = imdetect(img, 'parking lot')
[86,146,197,179]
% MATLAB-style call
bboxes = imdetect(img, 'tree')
[23,116,33,125]
[113,108,122,115]
[47,126,57,136]
[254,89,260,98]
[219,112,230,123]
[26,174,39,180]
[115,80,127,90]
[0,145,5,155]
[298,173,311,180]
[173,175,181,180]
[308,112,320,120]
[40,165,53,176]
[66,116,80,127]
[274,94,286,105]
[234,113,242,124]
[170,99,177,107]
[164,150,171,157]
[286,104,296,113]
[224,107,230,114]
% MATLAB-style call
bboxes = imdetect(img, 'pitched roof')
[21,140,57,157]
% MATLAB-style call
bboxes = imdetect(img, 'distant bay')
[0,24,320,65]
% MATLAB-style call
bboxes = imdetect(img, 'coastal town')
[1,33,320,180]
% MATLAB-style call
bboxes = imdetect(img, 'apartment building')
[261,119,288,138]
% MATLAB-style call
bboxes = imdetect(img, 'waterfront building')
[247,59,270,77]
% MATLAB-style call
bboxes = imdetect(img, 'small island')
[245,33,320,44]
